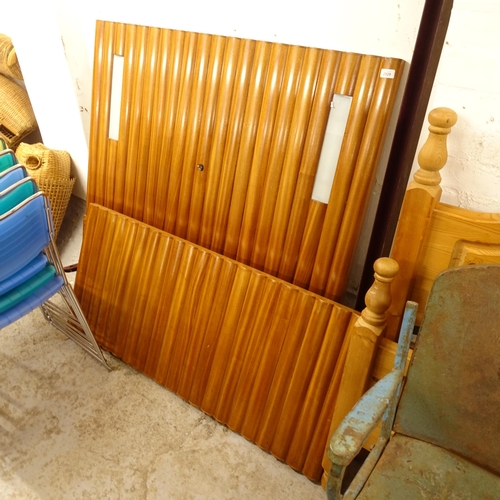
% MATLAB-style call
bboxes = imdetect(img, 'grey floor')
[0,197,325,500]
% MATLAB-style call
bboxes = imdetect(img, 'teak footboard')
[75,204,399,482]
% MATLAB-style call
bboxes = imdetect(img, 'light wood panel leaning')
[88,21,404,301]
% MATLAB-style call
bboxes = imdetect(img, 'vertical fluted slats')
[176,255,226,400]
[75,204,355,482]
[121,230,162,363]
[253,291,316,450]
[239,286,299,442]
[211,272,269,423]
[134,235,177,372]
[112,24,131,214]
[263,47,322,277]
[198,37,241,249]
[200,264,252,415]
[162,249,211,392]
[121,25,148,219]
[87,23,403,301]
[139,28,162,226]
[291,52,362,289]
[210,38,256,255]
[286,306,352,470]
[131,28,160,222]
[175,33,212,240]
[143,28,168,226]
[250,45,305,271]
[151,29,182,230]
[308,54,378,296]
[277,50,340,283]
[186,36,227,244]
[224,277,282,431]
[187,258,238,407]
[324,57,406,300]
[235,42,288,265]
[302,314,356,478]
[223,41,272,259]
[91,210,125,337]
[163,32,198,235]
[142,238,185,379]
[269,299,333,459]
[88,21,114,208]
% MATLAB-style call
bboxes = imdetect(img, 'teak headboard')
[87,20,404,301]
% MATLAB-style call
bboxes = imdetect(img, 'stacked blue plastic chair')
[0,149,109,368]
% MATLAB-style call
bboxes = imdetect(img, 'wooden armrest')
[328,369,403,467]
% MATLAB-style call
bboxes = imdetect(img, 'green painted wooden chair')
[326,264,500,499]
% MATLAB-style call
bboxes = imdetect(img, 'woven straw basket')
[0,74,37,149]
[16,142,75,237]
[0,34,23,80]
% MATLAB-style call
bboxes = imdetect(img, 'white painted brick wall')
[415,0,500,211]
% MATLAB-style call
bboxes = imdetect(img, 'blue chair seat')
[0,166,27,192]
[0,263,57,314]
[0,254,48,296]
[0,275,64,329]
[0,193,49,283]
[0,178,37,215]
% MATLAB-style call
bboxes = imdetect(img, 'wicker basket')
[0,74,37,148]
[15,142,74,237]
[16,142,71,181]
[0,34,23,80]
[37,176,76,237]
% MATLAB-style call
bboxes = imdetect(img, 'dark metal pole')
[355,0,454,310]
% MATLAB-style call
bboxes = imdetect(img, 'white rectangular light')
[311,94,352,204]
[109,54,124,140]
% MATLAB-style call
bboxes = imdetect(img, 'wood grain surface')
[75,203,357,481]
[88,21,404,301]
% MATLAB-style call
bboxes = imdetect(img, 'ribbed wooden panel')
[74,203,355,481]
[88,21,404,301]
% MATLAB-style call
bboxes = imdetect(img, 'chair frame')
[0,190,110,369]
[326,302,417,500]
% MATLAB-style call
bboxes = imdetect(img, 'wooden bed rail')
[386,107,457,341]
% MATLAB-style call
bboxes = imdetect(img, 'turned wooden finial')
[413,107,458,187]
[361,257,399,327]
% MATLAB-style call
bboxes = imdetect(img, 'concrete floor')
[0,197,326,500]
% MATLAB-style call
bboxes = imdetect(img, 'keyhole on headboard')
[197,164,204,172]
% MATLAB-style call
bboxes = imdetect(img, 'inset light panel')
[108,54,124,140]
[312,94,352,204]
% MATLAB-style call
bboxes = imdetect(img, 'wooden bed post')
[321,257,399,486]
[386,107,457,341]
